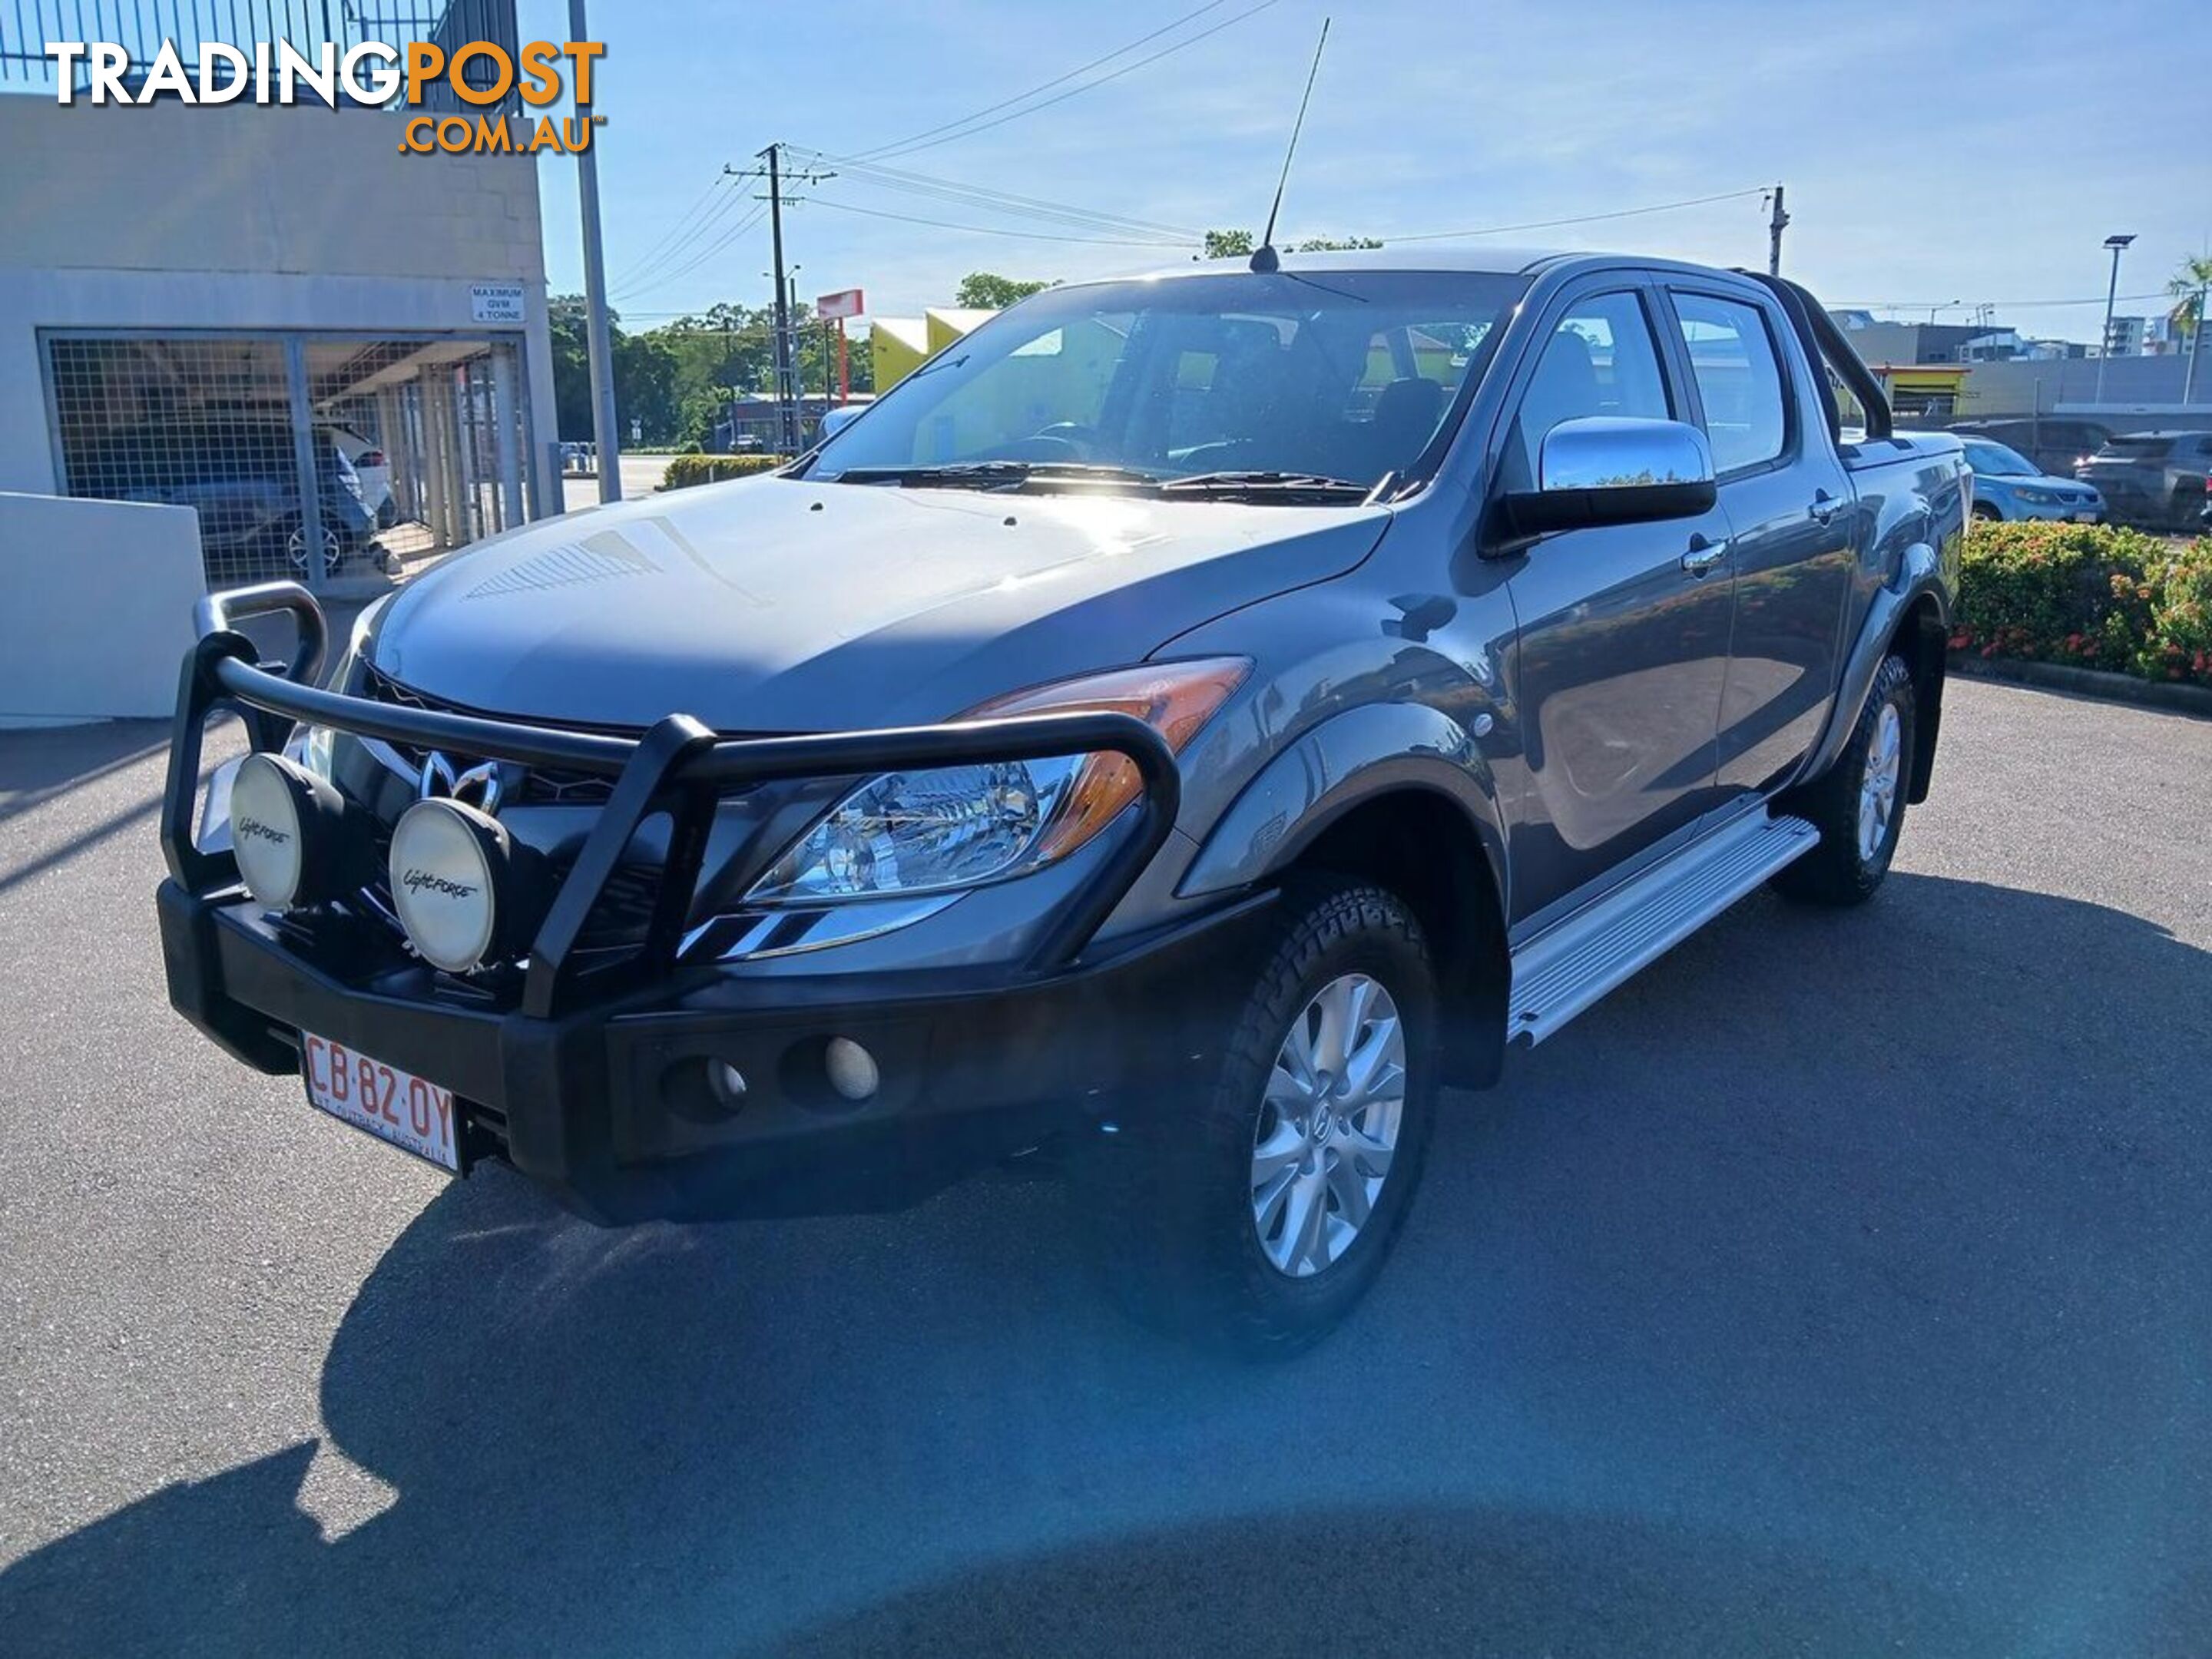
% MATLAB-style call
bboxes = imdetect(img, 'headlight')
[2015,485,2058,504]
[747,757,1086,903]
[298,723,336,783]
[745,657,1248,906]
[289,597,383,783]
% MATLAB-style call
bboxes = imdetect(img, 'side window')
[1512,291,1671,485]
[1671,293,1790,473]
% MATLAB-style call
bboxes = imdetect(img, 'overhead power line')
[611,171,765,297]
[611,204,770,301]
[1829,290,2174,312]
[1385,187,1771,243]
[800,196,1189,247]
[847,0,1238,161]
[858,0,1282,162]
[792,149,1200,240]
[609,170,733,290]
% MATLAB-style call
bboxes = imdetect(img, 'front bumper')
[1995,493,2103,523]
[160,581,1236,1222]
[159,877,1270,1221]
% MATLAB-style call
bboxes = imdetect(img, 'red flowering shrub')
[1957,522,2212,686]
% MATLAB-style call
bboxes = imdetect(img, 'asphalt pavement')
[1,679,2207,1656]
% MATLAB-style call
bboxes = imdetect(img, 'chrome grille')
[359,663,619,806]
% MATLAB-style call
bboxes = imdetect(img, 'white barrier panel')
[0,492,202,725]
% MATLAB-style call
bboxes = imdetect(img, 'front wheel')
[1773,653,1915,906]
[1075,878,1439,1358]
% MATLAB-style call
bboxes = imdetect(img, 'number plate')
[301,1032,460,1174]
[2072,511,2099,522]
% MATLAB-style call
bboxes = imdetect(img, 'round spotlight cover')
[389,799,504,974]
[230,753,310,909]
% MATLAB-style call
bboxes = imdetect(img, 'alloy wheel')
[1857,700,1902,862]
[1250,972,1406,1278]
[287,523,343,578]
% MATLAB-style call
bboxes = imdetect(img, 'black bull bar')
[161,581,1182,1018]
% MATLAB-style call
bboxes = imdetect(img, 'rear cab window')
[1668,291,1791,474]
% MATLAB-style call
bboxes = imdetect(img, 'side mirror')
[1502,416,1717,540]
[818,406,864,442]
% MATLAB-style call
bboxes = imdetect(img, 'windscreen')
[1962,440,2036,476]
[810,270,1528,491]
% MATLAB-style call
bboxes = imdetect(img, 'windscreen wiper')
[829,461,1165,492]
[1158,469,1373,501]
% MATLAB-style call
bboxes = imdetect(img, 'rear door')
[1497,280,1737,925]
[1660,283,1853,795]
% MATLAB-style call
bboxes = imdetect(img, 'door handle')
[1809,488,1841,525]
[1681,534,1729,577]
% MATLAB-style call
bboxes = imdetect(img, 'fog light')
[824,1037,879,1102]
[230,752,361,909]
[389,797,507,973]
[714,1061,748,1103]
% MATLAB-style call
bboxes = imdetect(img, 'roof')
[1118,245,1567,282]
[1079,243,1776,292]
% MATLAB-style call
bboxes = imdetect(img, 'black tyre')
[269,518,343,579]
[1075,878,1440,1359]
[1971,502,2001,524]
[1773,654,1916,906]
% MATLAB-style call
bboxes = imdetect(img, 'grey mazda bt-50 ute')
[161,250,1964,1354]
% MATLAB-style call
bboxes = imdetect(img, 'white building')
[0,5,560,721]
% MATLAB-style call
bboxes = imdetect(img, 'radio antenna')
[1250,17,1330,274]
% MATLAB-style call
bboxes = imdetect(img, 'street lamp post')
[571,0,621,502]
[2095,233,2136,406]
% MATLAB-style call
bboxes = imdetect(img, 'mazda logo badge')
[419,751,504,815]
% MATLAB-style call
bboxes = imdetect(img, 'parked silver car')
[161,250,1964,1353]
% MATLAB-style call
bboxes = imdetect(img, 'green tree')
[1202,229,1382,258]
[548,293,600,442]
[611,332,684,446]
[954,272,1054,309]
[2168,253,2212,347]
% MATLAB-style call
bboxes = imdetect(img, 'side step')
[1508,812,1819,1046]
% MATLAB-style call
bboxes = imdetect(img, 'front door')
[1499,286,1737,926]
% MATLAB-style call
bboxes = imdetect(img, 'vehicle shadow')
[3,872,2207,1655]
[0,719,171,823]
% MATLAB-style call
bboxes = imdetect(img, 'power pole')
[1767,184,1789,277]
[571,0,621,502]
[763,144,794,454]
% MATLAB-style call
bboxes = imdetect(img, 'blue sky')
[525,0,2207,343]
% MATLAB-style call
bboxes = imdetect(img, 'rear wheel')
[1075,878,1439,1358]
[273,518,343,579]
[1773,654,1915,906]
